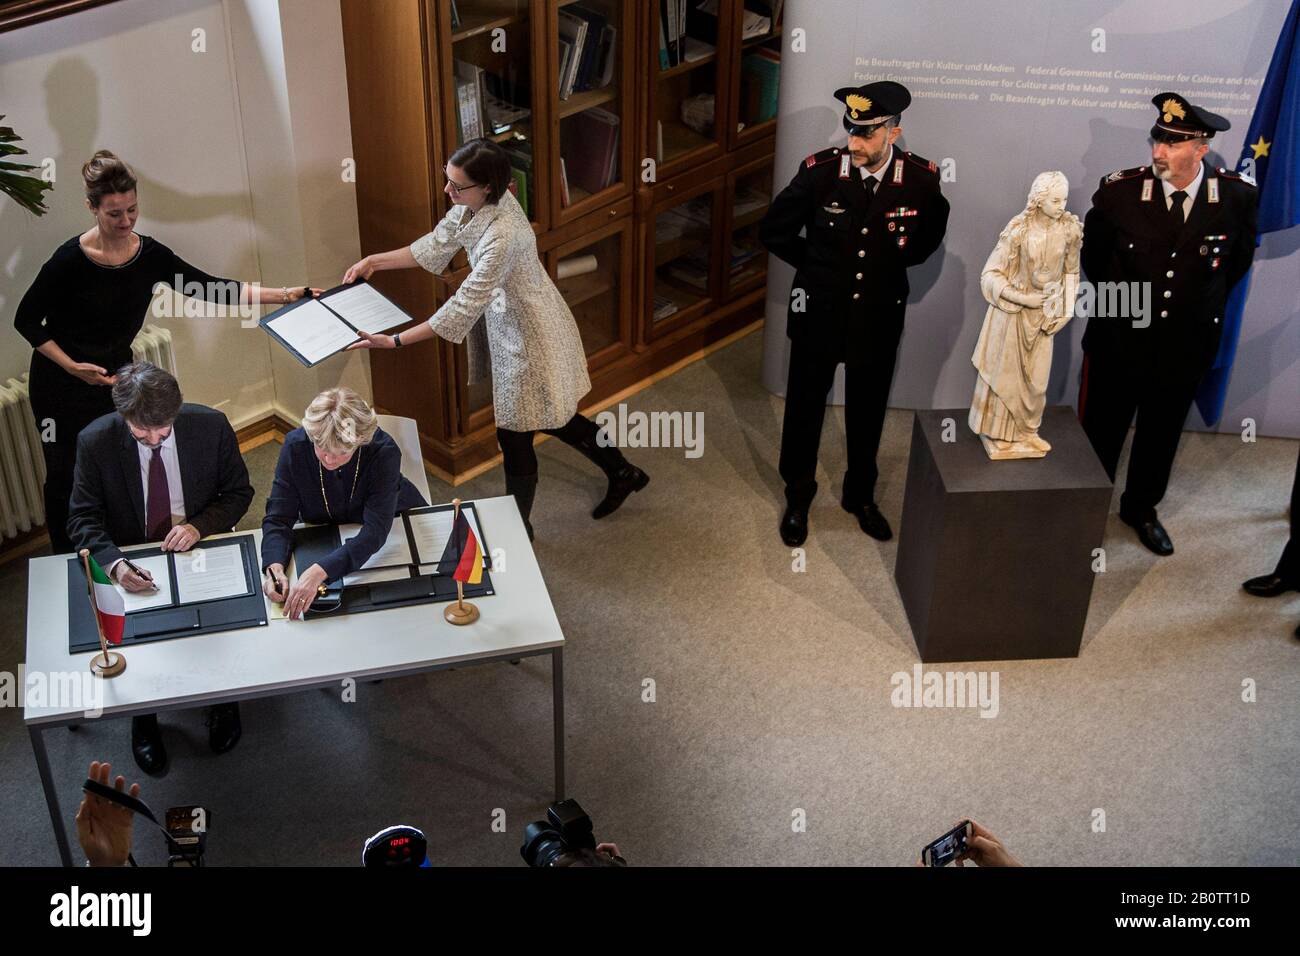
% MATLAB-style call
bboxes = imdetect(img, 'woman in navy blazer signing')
[261,387,426,619]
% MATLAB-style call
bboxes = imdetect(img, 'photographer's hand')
[76,760,140,867]
[956,819,1022,867]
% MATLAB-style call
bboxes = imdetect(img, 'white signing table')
[23,496,565,867]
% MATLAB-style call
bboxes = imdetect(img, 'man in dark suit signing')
[68,361,254,775]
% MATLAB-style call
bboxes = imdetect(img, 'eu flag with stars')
[1195,0,1300,425]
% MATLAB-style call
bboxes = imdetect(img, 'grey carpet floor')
[2,329,1297,866]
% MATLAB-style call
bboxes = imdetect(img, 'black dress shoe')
[206,703,242,755]
[1122,514,1173,556]
[843,501,893,541]
[780,505,809,546]
[592,465,649,519]
[1242,574,1299,597]
[131,714,168,776]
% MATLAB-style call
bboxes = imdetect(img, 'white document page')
[174,543,250,605]
[323,283,409,336]
[266,299,358,364]
[116,554,173,612]
[338,518,412,570]
[408,507,488,569]
[342,566,413,587]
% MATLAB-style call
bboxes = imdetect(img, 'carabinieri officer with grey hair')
[1078,92,1257,556]
[760,81,949,547]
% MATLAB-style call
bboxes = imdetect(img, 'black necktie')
[864,173,878,197]
[1168,189,1187,230]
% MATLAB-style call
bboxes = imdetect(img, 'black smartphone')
[921,820,973,867]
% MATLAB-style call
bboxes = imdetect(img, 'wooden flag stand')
[443,498,480,626]
[80,549,126,677]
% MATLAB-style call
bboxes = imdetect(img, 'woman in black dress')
[13,150,313,552]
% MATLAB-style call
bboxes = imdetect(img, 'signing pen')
[121,557,160,591]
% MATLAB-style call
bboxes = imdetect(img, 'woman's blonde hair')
[302,387,378,454]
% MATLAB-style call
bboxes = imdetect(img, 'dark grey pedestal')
[894,406,1112,662]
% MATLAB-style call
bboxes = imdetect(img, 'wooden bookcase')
[340,0,784,479]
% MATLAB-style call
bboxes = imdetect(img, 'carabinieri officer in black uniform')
[1079,93,1257,556]
[760,81,949,546]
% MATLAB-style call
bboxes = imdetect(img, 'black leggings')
[497,413,611,477]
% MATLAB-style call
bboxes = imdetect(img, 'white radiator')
[0,325,177,542]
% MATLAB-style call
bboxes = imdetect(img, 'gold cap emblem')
[1161,98,1187,124]
[846,94,872,119]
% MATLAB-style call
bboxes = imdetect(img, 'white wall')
[0,0,367,431]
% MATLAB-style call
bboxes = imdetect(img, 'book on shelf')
[502,141,533,218]
[664,252,710,291]
[659,0,691,67]
[596,25,617,87]
[563,107,620,198]
[559,6,616,99]
[652,294,680,321]
[557,12,585,98]
[568,5,608,93]
[559,156,571,207]
[741,50,780,123]
[682,36,714,62]
[454,60,486,141]
[733,183,770,219]
[728,241,762,273]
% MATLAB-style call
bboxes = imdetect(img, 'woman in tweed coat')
[344,138,648,539]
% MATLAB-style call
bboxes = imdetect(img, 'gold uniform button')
[861,227,868,235]
[856,272,863,280]
[1163,290,1172,298]
[1166,270,1174,278]
[858,250,865,257]
[1160,310,1168,318]
[853,293,860,300]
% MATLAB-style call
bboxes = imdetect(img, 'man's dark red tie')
[146,447,171,540]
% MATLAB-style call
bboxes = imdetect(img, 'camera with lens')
[163,805,210,867]
[520,799,624,867]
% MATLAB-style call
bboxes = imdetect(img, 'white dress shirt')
[108,427,186,580]
[1162,163,1203,219]
[860,162,887,190]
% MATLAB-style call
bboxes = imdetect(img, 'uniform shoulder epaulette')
[804,146,842,168]
[904,151,938,174]
[1216,166,1257,187]
[1100,165,1149,186]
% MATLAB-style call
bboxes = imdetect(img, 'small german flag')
[437,507,483,585]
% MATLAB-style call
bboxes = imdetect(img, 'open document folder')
[260,281,413,367]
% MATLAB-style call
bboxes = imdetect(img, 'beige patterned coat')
[409,189,591,431]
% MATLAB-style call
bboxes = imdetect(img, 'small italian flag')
[88,554,126,645]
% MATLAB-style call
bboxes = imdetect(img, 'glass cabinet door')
[648,0,730,176]
[647,185,719,339]
[728,0,782,149]
[550,218,632,369]
[724,158,772,299]
[442,0,542,225]
[553,0,631,222]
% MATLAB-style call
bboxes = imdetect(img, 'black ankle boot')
[504,472,538,541]
[568,431,649,519]
[592,464,649,519]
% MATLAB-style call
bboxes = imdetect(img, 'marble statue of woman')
[969,171,1083,459]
